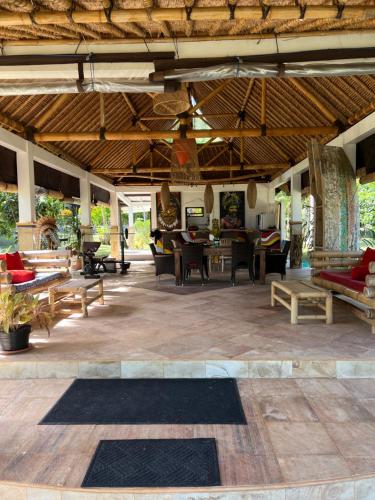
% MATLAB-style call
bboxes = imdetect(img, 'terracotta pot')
[0,324,32,352]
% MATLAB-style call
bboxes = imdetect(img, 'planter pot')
[0,324,32,352]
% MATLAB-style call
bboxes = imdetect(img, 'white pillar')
[17,143,35,223]
[79,173,92,242]
[151,193,157,228]
[110,191,121,258]
[16,143,36,250]
[128,206,134,227]
[290,173,302,222]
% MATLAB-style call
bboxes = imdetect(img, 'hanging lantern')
[170,138,201,184]
[247,181,257,209]
[204,183,214,214]
[153,88,190,116]
[160,182,171,211]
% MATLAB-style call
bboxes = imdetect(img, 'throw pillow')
[6,251,24,270]
[351,265,369,281]
[361,247,375,267]
[9,269,35,284]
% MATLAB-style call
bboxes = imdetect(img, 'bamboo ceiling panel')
[0,0,374,41]
[0,74,374,184]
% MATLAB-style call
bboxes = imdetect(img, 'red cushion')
[0,254,6,264]
[9,269,35,284]
[361,247,375,267]
[6,252,24,270]
[351,265,368,281]
[319,270,365,293]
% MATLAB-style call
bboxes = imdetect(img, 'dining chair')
[181,244,205,285]
[219,238,232,272]
[231,241,255,286]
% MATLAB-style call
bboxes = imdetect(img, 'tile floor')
[0,378,375,487]
[0,262,373,367]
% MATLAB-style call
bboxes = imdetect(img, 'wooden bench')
[271,280,333,325]
[49,278,104,318]
[0,249,71,295]
[311,250,375,334]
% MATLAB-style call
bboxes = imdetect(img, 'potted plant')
[0,291,51,353]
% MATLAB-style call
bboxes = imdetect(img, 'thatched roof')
[0,0,375,41]
[1,74,374,185]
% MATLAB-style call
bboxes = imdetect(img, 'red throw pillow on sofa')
[361,247,375,267]
[351,265,369,281]
[9,269,35,284]
[6,251,24,270]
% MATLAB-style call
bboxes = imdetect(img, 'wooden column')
[289,174,303,268]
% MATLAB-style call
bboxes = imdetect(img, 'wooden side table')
[49,278,104,318]
[271,280,333,325]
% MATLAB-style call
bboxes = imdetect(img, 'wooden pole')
[0,6,373,27]
[99,93,105,129]
[34,126,338,142]
[91,163,288,174]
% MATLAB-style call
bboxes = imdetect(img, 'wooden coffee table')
[271,280,333,325]
[49,278,104,318]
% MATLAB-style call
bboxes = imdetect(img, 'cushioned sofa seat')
[14,272,64,293]
[319,270,365,293]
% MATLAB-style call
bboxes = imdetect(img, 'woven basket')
[153,89,190,116]
[160,182,171,211]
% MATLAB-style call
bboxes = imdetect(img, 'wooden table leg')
[291,294,298,324]
[271,282,275,307]
[99,279,104,305]
[326,293,333,324]
[174,251,181,286]
[259,250,266,284]
[80,289,88,318]
[49,288,56,318]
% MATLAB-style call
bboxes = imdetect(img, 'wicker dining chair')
[181,244,205,285]
[231,241,255,286]
[149,243,175,281]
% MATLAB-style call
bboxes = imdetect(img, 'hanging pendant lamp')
[204,183,214,214]
[247,181,257,209]
[160,182,171,211]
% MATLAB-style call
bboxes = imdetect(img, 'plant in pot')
[0,291,51,353]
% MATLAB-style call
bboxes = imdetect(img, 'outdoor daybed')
[310,248,375,333]
[0,249,71,295]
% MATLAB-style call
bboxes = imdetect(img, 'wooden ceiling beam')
[34,126,338,142]
[92,163,289,174]
[116,171,279,185]
[0,6,374,26]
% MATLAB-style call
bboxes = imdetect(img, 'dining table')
[173,244,267,286]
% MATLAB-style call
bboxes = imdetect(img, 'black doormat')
[40,378,246,425]
[82,438,221,488]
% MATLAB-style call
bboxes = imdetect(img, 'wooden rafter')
[289,77,338,124]
[189,80,232,115]
[33,94,71,130]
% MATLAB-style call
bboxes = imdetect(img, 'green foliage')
[358,181,375,249]
[36,195,64,220]
[0,290,51,335]
[0,193,18,240]
[132,218,151,250]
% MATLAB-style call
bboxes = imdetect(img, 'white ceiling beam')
[1,32,375,60]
